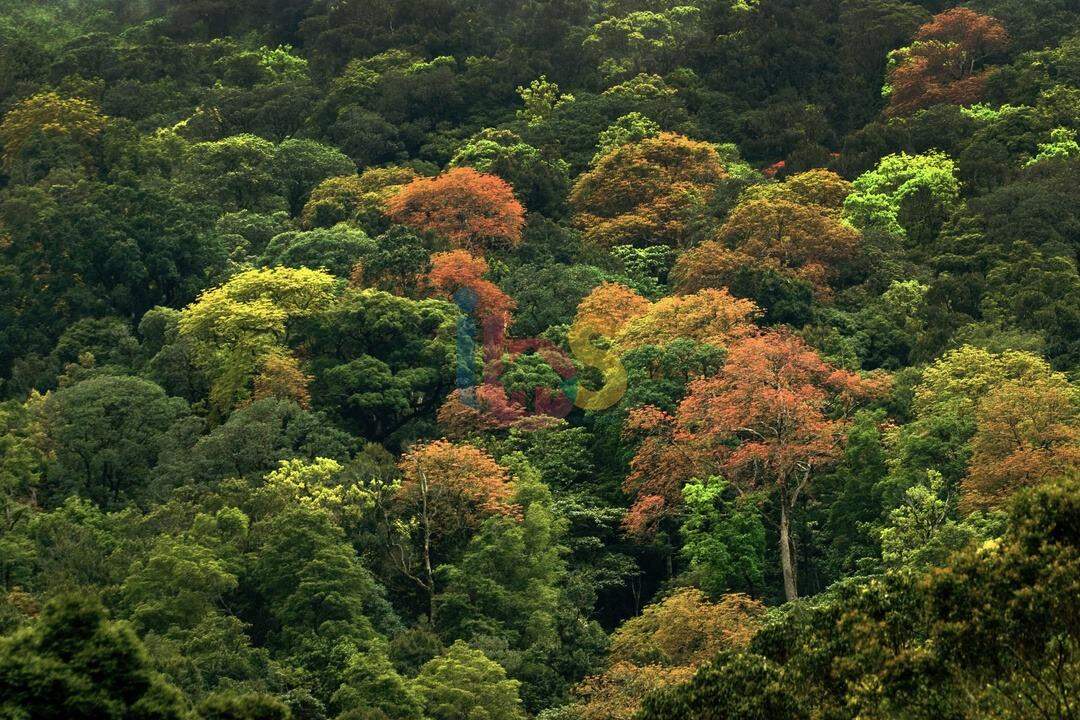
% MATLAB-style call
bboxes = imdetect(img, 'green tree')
[843,151,960,251]
[197,691,291,720]
[40,375,189,509]
[179,267,337,413]
[180,134,286,213]
[271,138,355,215]
[0,594,188,720]
[413,641,526,720]
[450,129,570,217]
[260,225,377,278]
[678,477,765,597]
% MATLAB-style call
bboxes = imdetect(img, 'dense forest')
[0,0,1078,718]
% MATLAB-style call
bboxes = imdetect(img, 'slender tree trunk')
[419,468,436,622]
[779,495,798,602]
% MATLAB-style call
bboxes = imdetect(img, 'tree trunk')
[779,496,798,602]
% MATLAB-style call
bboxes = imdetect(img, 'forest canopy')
[0,1,1078,719]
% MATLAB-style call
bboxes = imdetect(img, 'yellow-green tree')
[179,267,337,414]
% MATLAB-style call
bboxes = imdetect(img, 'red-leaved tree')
[623,331,888,600]
[886,8,1008,117]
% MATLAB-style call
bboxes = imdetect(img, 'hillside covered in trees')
[0,1,1078,718]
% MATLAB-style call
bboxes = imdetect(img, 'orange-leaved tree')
[715,197,863,297]
[386,167,525,253]
[574,282,652,337]
[669,241,760,295]
[393,440,519,619]
[425,250,515,323]
[612,289,759,353]
[672,331,888,600]
[573,589,764,720]
[961,378,1080,511]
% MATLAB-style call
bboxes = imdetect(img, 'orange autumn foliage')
[386,167,525,252]
[621,406,713,537]
[396,440,519,536]
[436,385,526,439]
[613,288,760,353]
[961,379,1080,511]
[675,332,883,485]
[573,282,651,336]
[886,8,1009,117]
[715,197,862,295]
[573,589,764,720]
[570,132,727,249]
[673,331,887,599]
[424,250,515,322]
[251,352,312,409]
[669,241,762,295]
[575,662,695,720]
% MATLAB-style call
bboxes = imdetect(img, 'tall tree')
[673,332,887,600]
[885,8,1009,117]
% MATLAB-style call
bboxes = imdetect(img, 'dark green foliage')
[40,375,190,509]
[0,594,189,720]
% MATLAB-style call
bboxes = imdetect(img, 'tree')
[271,138,355,215]
[573,590,764,720]
[637,652,805,720]
[679,477,766,597]
[569,133,727,249]
[715,198,863,296]
[158,397,354,488]
[879,469,991,570]
[259,225,377,277]
[516,75,575,128]
[449,129,570,216]
[674,332,887,600]
[40,375,189,509]
[197,692,292,720]
[582,6,702,81]
[413,641,526,720]
[886,9,1009,117]
[0,92,108,180]
[962,378,1080,510]
[389,441,519,620]
[179,267,337,413]
[247,505,402,706]
[573,282,651,339]
[0,178,227,376]
[843,151,960,249]
[386,168,525,254]
[669,242,814,325]
[179,134,286,213]
[652,475,1080,720]
[305,288,458,442]
[0,594,188,720]
[300,167,418,231]
[613,289,759,354]
[592,113,660,165]
[425,251,515,323]
[745,169,854,213]
[121,534,239,634]
[608,589,764,669]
